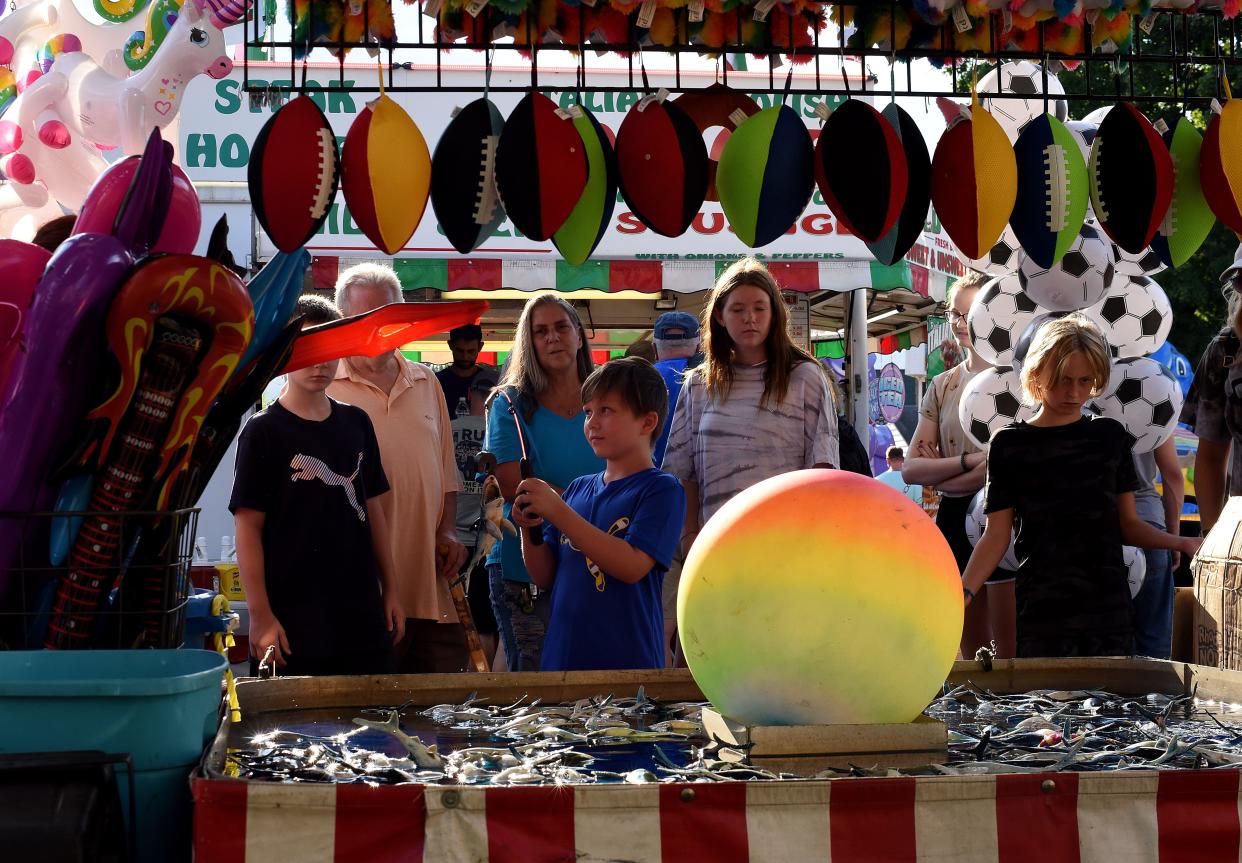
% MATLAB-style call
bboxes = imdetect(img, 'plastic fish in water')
[352,710,444,772]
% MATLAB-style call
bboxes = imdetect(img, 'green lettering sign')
[215,79,241,114]
[219,134,249,168]
[327,81,356,114]
[185,133,217,168]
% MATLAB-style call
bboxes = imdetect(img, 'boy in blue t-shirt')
[513,357,685,671]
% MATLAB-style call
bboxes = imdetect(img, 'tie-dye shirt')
[660,360,839,528]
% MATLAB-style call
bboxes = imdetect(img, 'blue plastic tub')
[0,650,226,862]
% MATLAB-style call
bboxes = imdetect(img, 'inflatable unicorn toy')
[0,0,240,210]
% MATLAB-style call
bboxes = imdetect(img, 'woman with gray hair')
[483,294,604,670]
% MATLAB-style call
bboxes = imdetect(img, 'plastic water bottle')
[194,536,208,563]
[221,535,236,562]
[455,396,469,419]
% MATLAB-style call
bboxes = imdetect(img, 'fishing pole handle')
[519,457,543,546]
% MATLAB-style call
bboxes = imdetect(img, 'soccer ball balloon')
[965,489,1019,571]
[1017,222,1115,311]
[964,225,1024,276]
[1086,274,1172,359]
[978,61,1069,142]
[968,274,1041,367]
[959,367,1037,449]
[1089,357,1183,453]
[1110,242,1167,279]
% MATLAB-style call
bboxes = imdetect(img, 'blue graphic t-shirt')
[540,468,685,672]
[483,391,605,582]
[653,357,690,467]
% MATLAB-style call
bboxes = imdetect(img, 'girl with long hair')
[662,257,839,555]
[482,294,604,671]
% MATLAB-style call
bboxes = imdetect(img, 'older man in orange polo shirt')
[328,263,469,673]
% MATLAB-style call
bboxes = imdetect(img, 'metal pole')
[849,288,869,448]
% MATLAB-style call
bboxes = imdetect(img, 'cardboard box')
[1192,497,1242,669]
[1172,586,1197,663]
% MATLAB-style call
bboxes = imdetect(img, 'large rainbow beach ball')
[678,470,961,726]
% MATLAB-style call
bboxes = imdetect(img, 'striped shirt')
[661,360,839,528]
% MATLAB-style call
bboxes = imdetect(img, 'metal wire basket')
[0,508,199,650]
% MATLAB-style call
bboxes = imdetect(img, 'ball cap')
[654,311,700,339]
[1221,243,1242,284]
[471,368,500,392]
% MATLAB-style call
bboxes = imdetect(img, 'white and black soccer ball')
[1123,545,1146,599]
[965,489,1019,571]
[1086,274,1172,359]
[959,367,1037,449]
[1089,357,1183,454]
[1017,222,1116,312]
[1110,242,1168,279]
[964,225,1025,276]
[978,60,1069,142]
[968,274,1041,367]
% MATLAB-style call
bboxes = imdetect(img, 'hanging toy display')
[815,97,907,244]
[342,87,432,256]
[431,96,507,255]
[1088,102,1173,256]
[248,93,339,253]
[1200,77,1242,237]
[1009,113,1088,269]
[615,86,708,238]
[1151,116,1214,270]
[865,102,931,267]
[552,104,618,266]
[494,91,588,242]
[930,89,1017,261]
[717,103,815,249]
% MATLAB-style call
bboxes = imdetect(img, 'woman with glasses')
[1181,246,1242,538]
[902,270,1017,659]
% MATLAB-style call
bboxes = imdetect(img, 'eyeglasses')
[947,311,968,324]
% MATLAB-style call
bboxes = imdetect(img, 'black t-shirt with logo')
[229,399,391,658]
[435,366,480,416]
[984,415,1141,657]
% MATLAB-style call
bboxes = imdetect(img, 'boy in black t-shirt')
[230,296,404,676]
[961,315,1199,658]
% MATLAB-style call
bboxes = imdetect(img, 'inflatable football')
[1089,103,1173,255]
[1152,116,1214,269]
[672,84,759,202]
[931,93,1017,261]
[717,104,814,248]
[616,95,708,238]
[495,92,588,241]
[431,98,507,255]
[342,94,431,256]
[1010,113,1088,269]
[552,106,617,266]
[249,95,339,254]
[866,103,931,267]
[815,98,907,244]
[1200,95,1242,236]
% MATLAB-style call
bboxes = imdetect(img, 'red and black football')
[615,96,709,238]
[494,92,588,242]
[248,95,339,254]
[1088,102,1173,256]
[816,98,908,244]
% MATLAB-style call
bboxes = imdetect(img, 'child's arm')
[234,507,291,666]
[1118,491,1201,557]
[961,508,1014,604]
[511,495,556,590]
[517,478,656,584]
[367,491,405,643]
